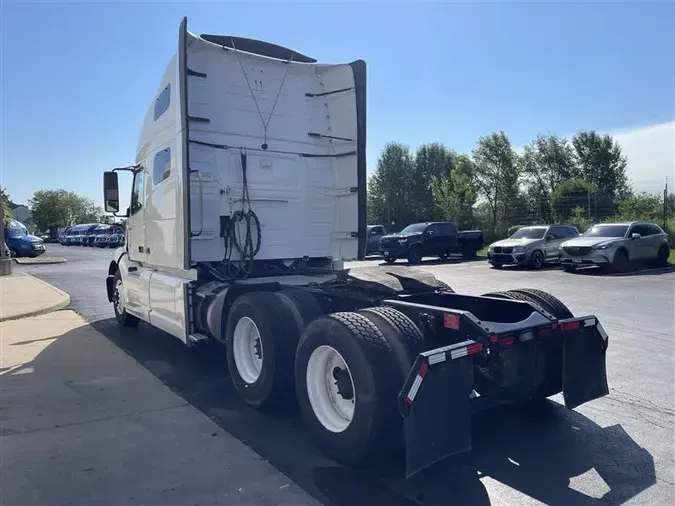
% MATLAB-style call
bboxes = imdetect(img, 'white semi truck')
[103,18,611,477]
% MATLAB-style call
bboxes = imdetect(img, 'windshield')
[583,225,629,238]
[510,227,547,239]
[400,223,427,234]
[5,227,27,238]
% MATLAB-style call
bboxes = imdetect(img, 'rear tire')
[295,312,402,465]
[506,289,573,399]
[358,306,424,377]
[225,291,306,410]
[480,289,573,400]
[112,270,139,327]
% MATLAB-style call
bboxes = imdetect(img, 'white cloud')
[607,121,674,193]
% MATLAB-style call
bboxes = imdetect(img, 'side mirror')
[631,233,641,239]
[103,171,120,213]
[545,234,555,242]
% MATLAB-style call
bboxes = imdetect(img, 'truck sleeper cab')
[103,18,610,478]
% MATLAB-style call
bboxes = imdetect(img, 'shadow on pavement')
[1,317,320,506]
[568,264,675,277]
[92,318,658,506]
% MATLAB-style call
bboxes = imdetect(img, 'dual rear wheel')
[224,290,424,465]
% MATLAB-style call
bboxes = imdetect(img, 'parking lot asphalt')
[17,244,675,506]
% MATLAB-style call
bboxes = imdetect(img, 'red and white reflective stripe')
[405,362,428,404]
[450,342,483,359]
[561,320,581,331]
[428,352,446,365]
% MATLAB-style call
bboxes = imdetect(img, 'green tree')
[617,191,670,222]
[572,131,630,203]
[29,190,102,232]
[367,142,416,230]
[411,143,456,221]
[520,134,577,222]
[472,131,521,234]
[551,178,597,221]
[1,188,12,227]
[430,154,477,228]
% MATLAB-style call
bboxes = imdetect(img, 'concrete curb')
[14,257,67,265]
[0,273,71,322]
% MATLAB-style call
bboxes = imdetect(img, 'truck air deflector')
[199,34,317,63]
[349,59,367,261]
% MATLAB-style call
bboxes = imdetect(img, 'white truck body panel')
[129,23,365,272]
[112,19,366,343]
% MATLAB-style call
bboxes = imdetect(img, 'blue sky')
[2,0,674,209]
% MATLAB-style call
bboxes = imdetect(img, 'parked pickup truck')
[379,221,484,264]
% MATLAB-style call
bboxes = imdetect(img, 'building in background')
[8,203,36,234]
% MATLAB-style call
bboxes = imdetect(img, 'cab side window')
[438,223,457,236]
[130,170,146,215]
[154,84,171,121]
[153,148,171,185]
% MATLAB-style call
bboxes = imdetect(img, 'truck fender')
[105,252,134,303]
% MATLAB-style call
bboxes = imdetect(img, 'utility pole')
[0,193,12,276]
[664,178,668,230]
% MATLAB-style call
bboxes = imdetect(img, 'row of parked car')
[59,223,126,248]
[489,221,670,273]
[367,220,670,274]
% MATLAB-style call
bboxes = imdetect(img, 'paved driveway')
[18,244,675,506]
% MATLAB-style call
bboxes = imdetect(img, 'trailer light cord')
[231,39,294,150]
[208,150,261,282]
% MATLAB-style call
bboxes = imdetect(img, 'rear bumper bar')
[397,315,609,477]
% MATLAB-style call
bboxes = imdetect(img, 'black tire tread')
[359,306,423,357]
[275,288,322,327]
[490,288,571,399]
[508,288,574,319]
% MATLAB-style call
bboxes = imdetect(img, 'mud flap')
[561,319,609,410]
[105,275,115,303]
[398,347,475,478]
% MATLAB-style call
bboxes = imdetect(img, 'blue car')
[4,219,45,258]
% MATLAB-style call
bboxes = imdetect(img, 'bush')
[568,206,593,233]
